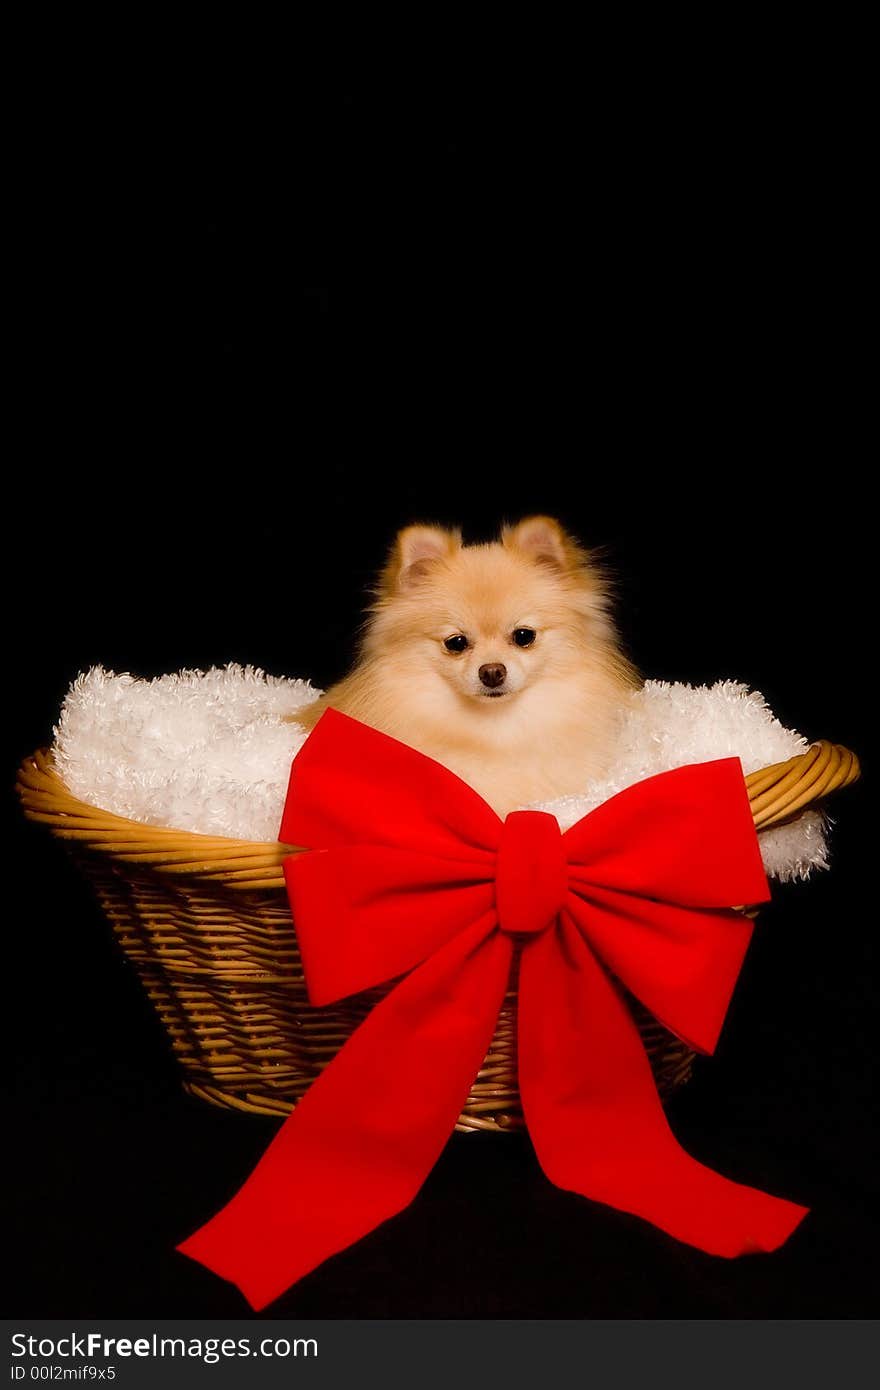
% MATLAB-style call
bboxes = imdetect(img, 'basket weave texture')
[17,740,859,1131]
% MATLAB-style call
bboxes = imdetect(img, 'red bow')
[178,710,807,1309]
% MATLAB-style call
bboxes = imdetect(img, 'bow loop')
[280,707,501,857]
[560,759,771,1055]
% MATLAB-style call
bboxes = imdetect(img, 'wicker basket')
[17,739,859,1131]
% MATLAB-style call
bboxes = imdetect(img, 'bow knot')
[496,809,567,936]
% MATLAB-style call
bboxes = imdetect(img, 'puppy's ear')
[502,515,585,571]
[378,524,462,594]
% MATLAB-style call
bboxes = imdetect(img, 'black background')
[5,75,875,1318]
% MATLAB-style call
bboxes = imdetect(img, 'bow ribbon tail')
[518,910,808,1257]
[177,915,513,1310]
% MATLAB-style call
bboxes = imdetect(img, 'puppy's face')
[364,517,616,710]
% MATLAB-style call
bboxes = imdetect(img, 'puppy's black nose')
[479,663,507,688]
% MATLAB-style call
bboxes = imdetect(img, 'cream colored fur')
[52,665,829,881]
[293,517,637,817]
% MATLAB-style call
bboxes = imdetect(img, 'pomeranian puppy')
[290,516,638,818]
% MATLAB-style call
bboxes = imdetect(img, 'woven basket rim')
[16,740,860,891]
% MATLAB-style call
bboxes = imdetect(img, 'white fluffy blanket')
[52,665,829,882]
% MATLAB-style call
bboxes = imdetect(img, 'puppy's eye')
[444,634,469,654]
[512,627,537,648]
